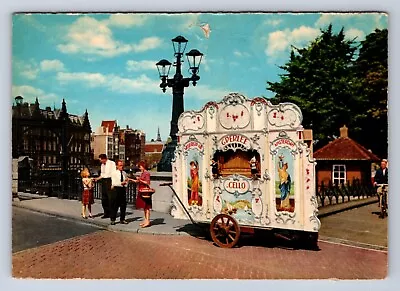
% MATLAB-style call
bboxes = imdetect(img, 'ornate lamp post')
[156,35,203,172]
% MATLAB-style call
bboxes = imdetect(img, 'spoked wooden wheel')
[210,214,240,248]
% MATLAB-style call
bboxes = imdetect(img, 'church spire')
[83,109,91,130]
[32,97,41,118]
[156,126,162,142]
[59,98,68,119]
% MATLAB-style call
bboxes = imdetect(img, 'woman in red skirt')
[81,168,94,219]
[131,161,152,228]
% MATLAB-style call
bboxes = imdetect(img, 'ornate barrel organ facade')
[171,93,320,233]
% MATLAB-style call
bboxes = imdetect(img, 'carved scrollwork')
[250,134,261,148]
[262,170,271,182]
[205,205,212,220]
[222,93,247,105]
[275,211,296,224]
[268,102,303,129]
[188,204,203,216]
[270,132,298,156]
[178,111,205,133]
[170,198,178,217]
[309,196,321,231]
[212,135,218,152]
[204,169,211,181]
[219,104,251,130]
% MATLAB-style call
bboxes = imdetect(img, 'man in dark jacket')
[374,159,388,207]
[374,159,388,185]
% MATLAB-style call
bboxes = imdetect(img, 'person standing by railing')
[109,160,129,225]
[93,154,115,219]
[80,168,94,219]
[129,161,152,228]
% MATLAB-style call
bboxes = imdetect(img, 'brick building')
[122,127,145,167]
[12,96,92,171]
[91,120,118,162]
[145,128,164,169]
[313,125,380,186]
[91,121,145,166]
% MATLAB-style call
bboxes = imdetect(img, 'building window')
[332,164,346,185]
[23,139,28,150]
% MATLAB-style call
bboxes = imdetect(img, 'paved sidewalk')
[12,196,202,236]
[13,193,379,238]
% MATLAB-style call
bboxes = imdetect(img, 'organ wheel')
[210,214,240,248]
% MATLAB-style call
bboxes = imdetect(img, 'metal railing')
[316,179,376,207]
[18,171,376,209]
[18,171,138,205]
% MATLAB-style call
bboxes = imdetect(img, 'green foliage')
[267,25,388,157]
[353,29,388,158]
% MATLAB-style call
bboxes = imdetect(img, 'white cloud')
[315,13,387,38]
[105,14,148,27]
[55,69,230,101]
[126,60,157,71]
[186,84,231,101]
[13,60,39,80]
[56,71,161,94]
[200,57,210,72]
[12,85,43,97]
[131,37,163,53]
[345,28,365,40]
[266,26,320,58]
[12,85,59,102]
[264,19,283,26]
[233,50,250,57]
[19,15,46,31]
[108,74,161,94]
[57,16,161,57]
[57,72,107,87]
[40,59,65,72]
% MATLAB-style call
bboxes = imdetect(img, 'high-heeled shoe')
[88,214,93,219]
[82,215,87,219]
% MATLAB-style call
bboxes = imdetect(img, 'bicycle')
[376,184,388,219]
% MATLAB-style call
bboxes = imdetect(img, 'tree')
[267,25,362,148]
[353,29,388,158]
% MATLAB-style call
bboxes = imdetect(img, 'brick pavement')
[12,230,387,279]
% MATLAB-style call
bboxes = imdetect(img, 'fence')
[18,172,376,209]
[18,171,137,206]
[316,179,377,207]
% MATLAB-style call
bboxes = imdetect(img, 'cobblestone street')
[13,229,387,279]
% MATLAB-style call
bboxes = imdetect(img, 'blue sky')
[12,12,387,141]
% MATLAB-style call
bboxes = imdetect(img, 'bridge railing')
[18,171,138,206]
[316,179,376,207]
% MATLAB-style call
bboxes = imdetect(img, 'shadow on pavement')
[175,223,320,251]
[126,216,142,223]
[151,218,166,226]
[239,229,321,251]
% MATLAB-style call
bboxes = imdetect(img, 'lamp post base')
[157,140,177,172]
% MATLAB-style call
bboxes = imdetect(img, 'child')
[81,168,94,219]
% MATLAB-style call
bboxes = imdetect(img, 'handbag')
[139,186,156,199]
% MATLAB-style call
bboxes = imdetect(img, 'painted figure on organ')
[189,161,200,206]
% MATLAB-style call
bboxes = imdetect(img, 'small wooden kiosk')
[170,93,320,248]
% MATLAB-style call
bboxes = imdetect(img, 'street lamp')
[156,35,203,172]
